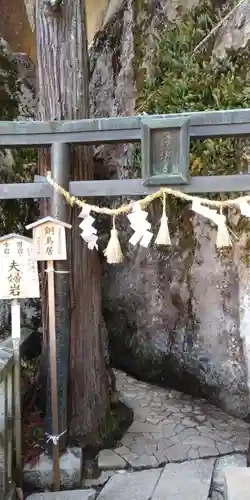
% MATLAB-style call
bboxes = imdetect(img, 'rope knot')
[45,429,67,446]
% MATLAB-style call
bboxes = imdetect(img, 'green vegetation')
[0,44,38,235]
[0,43,19,120]
[136,0,250,180]
[98,402,133,449]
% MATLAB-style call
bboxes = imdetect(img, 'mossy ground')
[98,401,133,449]
[81,401,133,480]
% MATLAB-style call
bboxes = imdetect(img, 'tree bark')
[35,0,110,445]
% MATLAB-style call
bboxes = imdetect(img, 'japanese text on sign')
[33,222,67,261]
[0,236,40,300]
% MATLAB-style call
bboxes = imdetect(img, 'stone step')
[224,466,250,500]
[96,458,215,500]
[96,469,162,500]
[98,449,127,470]
[27,489,95,500]
[151,458,215,500]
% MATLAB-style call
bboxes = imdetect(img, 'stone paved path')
[109,370,249,468]
[98,459,215,500]
[94,371,250,499]
[26,370,250,500]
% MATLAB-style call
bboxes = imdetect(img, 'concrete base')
[24,448,82,490]
[224,467,250,500]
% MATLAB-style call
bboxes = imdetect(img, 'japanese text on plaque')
[0,237,40,300]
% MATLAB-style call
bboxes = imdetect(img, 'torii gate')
[1,107,250,465]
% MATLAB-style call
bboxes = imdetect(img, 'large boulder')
[102,206,249,419]
[90,0,250,418]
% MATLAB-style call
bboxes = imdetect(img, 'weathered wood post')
[11,298,22,490]
[47,143,71,453]
[26,217,71,491]
[0,234,40,490]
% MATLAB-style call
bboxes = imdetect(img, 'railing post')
[0,347,13,499]
[13,340,21,490]
[11,299,22,490]
[3,377,8,497]
[46,143,70,453]
[7,368,13,484]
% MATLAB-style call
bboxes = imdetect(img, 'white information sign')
[0,235,40,300]
[31,222,67,261]
[26,217,72,262]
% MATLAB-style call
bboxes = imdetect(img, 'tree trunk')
[35,0,110,445]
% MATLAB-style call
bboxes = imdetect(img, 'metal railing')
[0,329,33,500]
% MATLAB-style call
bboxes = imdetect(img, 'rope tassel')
[155,192,171,246]
[104,217,124,264]
[192,200,232,249]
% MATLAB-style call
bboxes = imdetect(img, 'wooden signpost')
[26,216,72,491]
[0,233,40,489]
